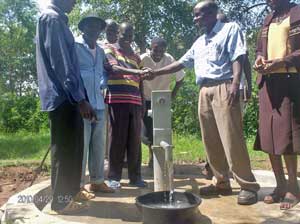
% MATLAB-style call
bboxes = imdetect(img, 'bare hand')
[78,100,97,121]
[141,67,156,80]
[228,83,240,106]
[261,59,285,74]
[253,55,266,73]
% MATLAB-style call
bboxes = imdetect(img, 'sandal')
[280,192,300,210]
[56,200,89,215]
[199,184,232,196]
[74,188,95,201]
[264,188,286,204]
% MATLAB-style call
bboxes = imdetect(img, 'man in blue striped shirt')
[150,0,259,205]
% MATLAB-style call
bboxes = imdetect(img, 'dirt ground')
[0,166,49,207]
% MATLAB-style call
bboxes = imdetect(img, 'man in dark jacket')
[36,0,95,214]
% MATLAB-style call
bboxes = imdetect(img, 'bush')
[0,94,48,133]
[172,70,200,135]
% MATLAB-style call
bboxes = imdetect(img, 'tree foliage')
[2,0,300,135]
[0,0,38,96]
[72,0,196,57]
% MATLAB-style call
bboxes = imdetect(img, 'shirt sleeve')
[44,18,85,103]
[100,49,108,89]
[227,23,246,62]
[104,45,118,66]
[179,46,195,69]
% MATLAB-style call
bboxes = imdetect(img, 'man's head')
[51,0,76,14]
[267,0,289,12]
[105,19,119,44]
[150,37,167,62]
[118,22,134,49]
[78,15,106,43]
[193,0,218,32]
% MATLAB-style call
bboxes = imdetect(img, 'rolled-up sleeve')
[227,23,246,62]
[44,19,85,103]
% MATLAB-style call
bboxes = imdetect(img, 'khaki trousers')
[198,82,260,192]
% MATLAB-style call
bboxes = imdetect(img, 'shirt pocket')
[207,43,221,62]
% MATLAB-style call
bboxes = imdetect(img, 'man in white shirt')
[140,37,185,168]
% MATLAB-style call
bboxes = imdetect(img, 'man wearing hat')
[75,14,114,199]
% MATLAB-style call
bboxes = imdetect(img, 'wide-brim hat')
[78,14,106,32]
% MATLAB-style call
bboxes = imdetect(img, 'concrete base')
[2,165,300,224]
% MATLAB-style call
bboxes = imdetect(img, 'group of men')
[36,0,299,215]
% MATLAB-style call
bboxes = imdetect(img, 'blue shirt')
[75,36,107,110]
[179,21,246,85]
[36,5,86,111]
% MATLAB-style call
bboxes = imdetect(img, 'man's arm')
[229,55,244,106]
[111,65,151,76]
[153,61,185,77]
[243,53,252,101]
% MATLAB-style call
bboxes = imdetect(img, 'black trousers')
[142,100,153,145]
[108,103,142,182]
[49,102,83,211]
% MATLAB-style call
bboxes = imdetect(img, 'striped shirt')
[104,44,142,105]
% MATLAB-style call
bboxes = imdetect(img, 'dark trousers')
[108,103,142,182]
[142,100,153,145]
[49,102,83,211]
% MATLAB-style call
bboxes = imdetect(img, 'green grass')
[0,132,51,166]
[0,132,269,169]
[142,133,206,164]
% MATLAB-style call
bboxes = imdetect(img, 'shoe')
[73,188,95,201]
[55,200,89,215]
[238,189,258,205]
[129,179,148,188]
[90,183,115,193]
[199,184,232,196]
[107,180,121,190]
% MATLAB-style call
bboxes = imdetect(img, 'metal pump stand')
[149,90,174,192]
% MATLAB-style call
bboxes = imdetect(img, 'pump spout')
[160,141,173,162]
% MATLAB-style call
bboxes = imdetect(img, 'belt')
[263,73,299,79]
[201,78,233,87]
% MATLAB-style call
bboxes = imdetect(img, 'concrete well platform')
[48,166,300,224]
[2,165,300,224]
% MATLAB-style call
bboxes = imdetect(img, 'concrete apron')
[2,165,300,224]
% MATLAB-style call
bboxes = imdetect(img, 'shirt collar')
[47,4,68,24]
[206,20,223,37]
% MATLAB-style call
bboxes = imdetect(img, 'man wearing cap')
[75,14,114,199]
[36,0,96,214]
